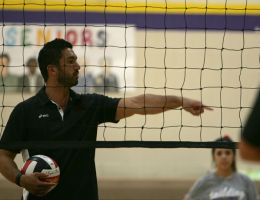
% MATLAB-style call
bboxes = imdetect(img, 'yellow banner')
[0,0,260,14]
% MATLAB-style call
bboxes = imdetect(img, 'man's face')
[56,48,80,87]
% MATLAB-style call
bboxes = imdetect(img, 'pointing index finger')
[202,105,213,111]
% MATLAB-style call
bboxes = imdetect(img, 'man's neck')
[45,84,70,110]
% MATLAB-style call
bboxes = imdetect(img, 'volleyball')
[21,155,60,187]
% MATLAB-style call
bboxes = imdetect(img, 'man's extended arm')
[116,94,212,120]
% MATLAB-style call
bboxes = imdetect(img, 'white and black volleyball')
[21,155,60,187]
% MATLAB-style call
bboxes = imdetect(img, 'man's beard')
[57,71,78,87]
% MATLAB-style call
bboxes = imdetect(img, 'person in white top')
[18,57,44,93]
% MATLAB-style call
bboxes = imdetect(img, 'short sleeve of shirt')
[0,93,120,153]
[0,103,26,153]
[242,90,260,147]
[87,94,120,124]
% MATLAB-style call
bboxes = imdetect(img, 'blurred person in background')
[184,135,258,200]
[0,53,19,92]
[95,58,119,93]
[240,90,260,162]
[18,57,44,93]
[72,61,95,94]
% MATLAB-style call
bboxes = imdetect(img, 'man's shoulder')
[16,94,40,108]
[76,92,119,106]
[7,95,39,118]
[78,93,105,101]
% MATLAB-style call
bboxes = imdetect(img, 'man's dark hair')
[38,38,72,81]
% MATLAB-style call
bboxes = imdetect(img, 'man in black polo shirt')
[0,38,212,200]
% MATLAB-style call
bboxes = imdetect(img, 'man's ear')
[47,64,57,76]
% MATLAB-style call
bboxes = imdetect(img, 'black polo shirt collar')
[36,87,81,106]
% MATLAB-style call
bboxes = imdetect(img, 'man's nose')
[75,62,80,70]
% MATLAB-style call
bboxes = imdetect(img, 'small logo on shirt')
[38,114,49,119]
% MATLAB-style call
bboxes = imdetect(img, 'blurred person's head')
[212,135,237,173]
[99,57,113,73]
[0,53,10,77]
[26,57,38,75]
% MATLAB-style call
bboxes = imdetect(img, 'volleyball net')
[0,0,260,149]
